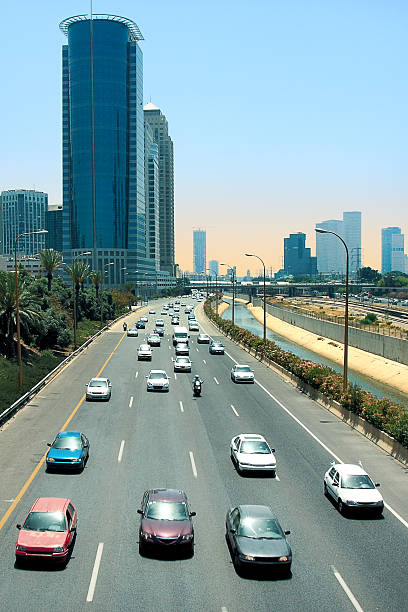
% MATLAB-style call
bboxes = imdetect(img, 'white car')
[323,463,384,516]
[141,315,148,322]
[149,309,156,314]
[147,334,161,347]
[127,327,138,337]
[189,322,199,332]
[85,377,112,401]
[138,344,152,361]
[146,370,169,392]
[174,356,192,372]
[175,343,189,356]
[155,319,165,327]
[231,364,255,383]
[230,434,276,475]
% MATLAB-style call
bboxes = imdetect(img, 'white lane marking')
[275,474,280,481]
[331,566,364,612]
[214,376,219,385]
[230,404,239,416]
[135,371,138,379]
[168,346,171,350]
[383,502,408,529]
[174,373,177,380]
[221,608,228,612]
[129,396,133,408]
[117,440,125,463]
[179,400,184,413]
[203,359,207,364]
[196,348,199,352]
[189,451,198,478]
[86,543,104,602]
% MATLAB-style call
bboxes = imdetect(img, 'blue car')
[209,341,225,355]
[46,431,90,472]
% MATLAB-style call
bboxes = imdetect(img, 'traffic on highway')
[0,294,407,611]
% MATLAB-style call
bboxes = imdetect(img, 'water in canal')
[222,300,408,406]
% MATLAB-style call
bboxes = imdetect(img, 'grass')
[75,318,103,347]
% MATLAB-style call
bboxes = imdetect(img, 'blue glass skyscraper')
[60,14,154,286]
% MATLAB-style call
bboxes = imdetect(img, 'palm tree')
[0,271,43,357]
[77,261,89,291]
[65,261,89,347]
[38,249,62,291]
[89,269,103,300]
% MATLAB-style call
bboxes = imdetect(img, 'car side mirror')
[271,448,276,453]
[375,483,380,487]
[47,443,51,447]
[137,509,143,515]
[284,530,290,535]
[108,383,112,387]
[70,527,76,533]
[16,524,21,530]
[189,511,196,517]
[230,528,236,534]
[145,376,148,379]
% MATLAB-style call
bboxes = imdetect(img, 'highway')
[0,298,407,611]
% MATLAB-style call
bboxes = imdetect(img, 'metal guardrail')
[0,308,139,427]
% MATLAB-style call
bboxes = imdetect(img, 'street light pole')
[215,273,219,316]
[316,228,349,393]
[220,263,235,326]
[14,229,48,386]
[245,253,266,344]
[72,251,91,348]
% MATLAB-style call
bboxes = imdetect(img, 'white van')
[173,326,189,346]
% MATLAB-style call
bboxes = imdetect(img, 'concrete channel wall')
[244,296,408,365]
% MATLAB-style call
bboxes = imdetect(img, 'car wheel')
[271,470,276,478]
[233,550,242,573]
[338,499,347,516]
[323,481,328,497]
[139,540,145,556]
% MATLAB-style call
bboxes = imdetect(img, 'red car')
[138,489,196,556]
[15,497,77,566]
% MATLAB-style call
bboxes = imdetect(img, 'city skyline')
[1,1,407,275]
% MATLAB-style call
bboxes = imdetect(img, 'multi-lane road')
[0,298,407,611]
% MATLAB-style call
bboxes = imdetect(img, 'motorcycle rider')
[123,321,127,331]
[192,374,203,396]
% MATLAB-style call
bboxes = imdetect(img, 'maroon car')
[138,489,196,556]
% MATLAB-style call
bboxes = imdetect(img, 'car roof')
[56,431,81,438]
[235,364,250,368]
[238,505,276,519]
[149,369,166,375]
[139,344,150,349]
[31,497,70,513]
[147,489,187,502]
[238,434,266,442]
[176,356,190,360]
[90,377,108,382]
[334,464,368,476]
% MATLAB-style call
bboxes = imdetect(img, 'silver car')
[155,319,165,327]
[147,334,161,347]
[231,364,255,383]
[146,370,170,392]
[197,333,210,344]
[85,377,112,401]
[174,356,192,372]
[138,344,152,361]
[127,326,139,337]
[175,343,189,356]
[189,322,199,332]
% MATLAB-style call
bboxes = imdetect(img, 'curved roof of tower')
[144,102,160,111]
[59,14,144,41]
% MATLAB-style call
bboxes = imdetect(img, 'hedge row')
[204,298,408,448]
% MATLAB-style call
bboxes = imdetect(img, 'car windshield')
[240,441,270,454]
[236,366,251,372]
[52,437,82,450]
[129,327,137,331]
[175,333,187,338]
[177,358,189,363]
[89,380,107,388]
[146,501,188,520]
[23,511,66,532]
[238,517,283,539]
[341,474,375,489]
[149,372,166,380]
[139,345,150,351]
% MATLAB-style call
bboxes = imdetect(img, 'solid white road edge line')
[86,542,104,602]
[179,401,184,413]
[129,396,133,408]
[230,404,239,416]
[117,440,125,463]
[331,566,364,612]
[189,451,198,478]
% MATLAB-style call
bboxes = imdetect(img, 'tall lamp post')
[101,262,114,326]
[14,229,48,386]
[205,268,212,299]
[72,251,91,348]
[220,263,235,326]
[315,228,349,393]
[215,273,219,316]
[245,253,266,344]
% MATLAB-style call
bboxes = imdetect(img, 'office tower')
[60,14,154,288]
[45,204,63,252]
[391,233,405,273]
[381,227,402,273]
[284,232,317,276]
[1,189,48,256]
[209,260,218,277]
[144,102,175,274]
[316,212,361,275]
[144,122,160,269]
[193,229,206,274]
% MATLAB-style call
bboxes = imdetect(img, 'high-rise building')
[1,189,48,256]
[284,232,317,276]
[60,14,154,287]
[193,229,206,275]
[381,227,403,274]
[316,212,361,275]
[391,233,405,273]
[45,204,63,252]
[144,102,175,275]
[144,122,160,269]
[209,260,218,277]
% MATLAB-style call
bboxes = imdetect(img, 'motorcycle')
[123,322,127,331]
[193,380,202,397]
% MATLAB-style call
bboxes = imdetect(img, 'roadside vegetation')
[204,297,408,449]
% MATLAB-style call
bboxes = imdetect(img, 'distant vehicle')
[225,505,291,575]
[171,317,180,325]
[46,431,89,472]
[173,327,189,346]
[174,356,192,372]
[155,319,165,327]
[153,327,164,337]
[147,334,161,347]
[231,365,254,383]
[136,320,146,329]
[85,377,112,401]
[15,497,77,566]
[138,344,152,360]
[185,308,191,314]
[146,370,169,392]
[161,310,167,315]
[138,489,195,556]
[141,316,148,322]
[189,322,199,332]
[209,340,224,355]
[127,326,139,337]
[230,434,276,475]
[188,314,196,320]
[149,309,156,314]
[323,463,384,516]
[175,342,189,356]
[197,333,210,344]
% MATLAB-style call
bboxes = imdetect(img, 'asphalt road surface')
[0,298,407,612]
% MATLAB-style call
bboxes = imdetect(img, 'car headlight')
[345,500,357,505]
[47,457,55,462]
[240,554,254,561]
[71,458,81,462]
[279,556,289,562]
[16,545,26,551]
[142,532,153,540]
[182,534,193,540]
[53,547,65,553]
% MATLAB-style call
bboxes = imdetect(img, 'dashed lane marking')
[230,404,239,416]
[331,566,364,612]
[214,377,219,385]
[189,451,198,478]
[86,543,104,602]
[129,396,133,408]
[117,440,125,463]
[179,401,184,413]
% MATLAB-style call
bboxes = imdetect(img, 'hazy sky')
[1,0,407,274]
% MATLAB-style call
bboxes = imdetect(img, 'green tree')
[356,267,381,284]
[65,261,90,324]
[89,269,103,300]
[38,249,62,291]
